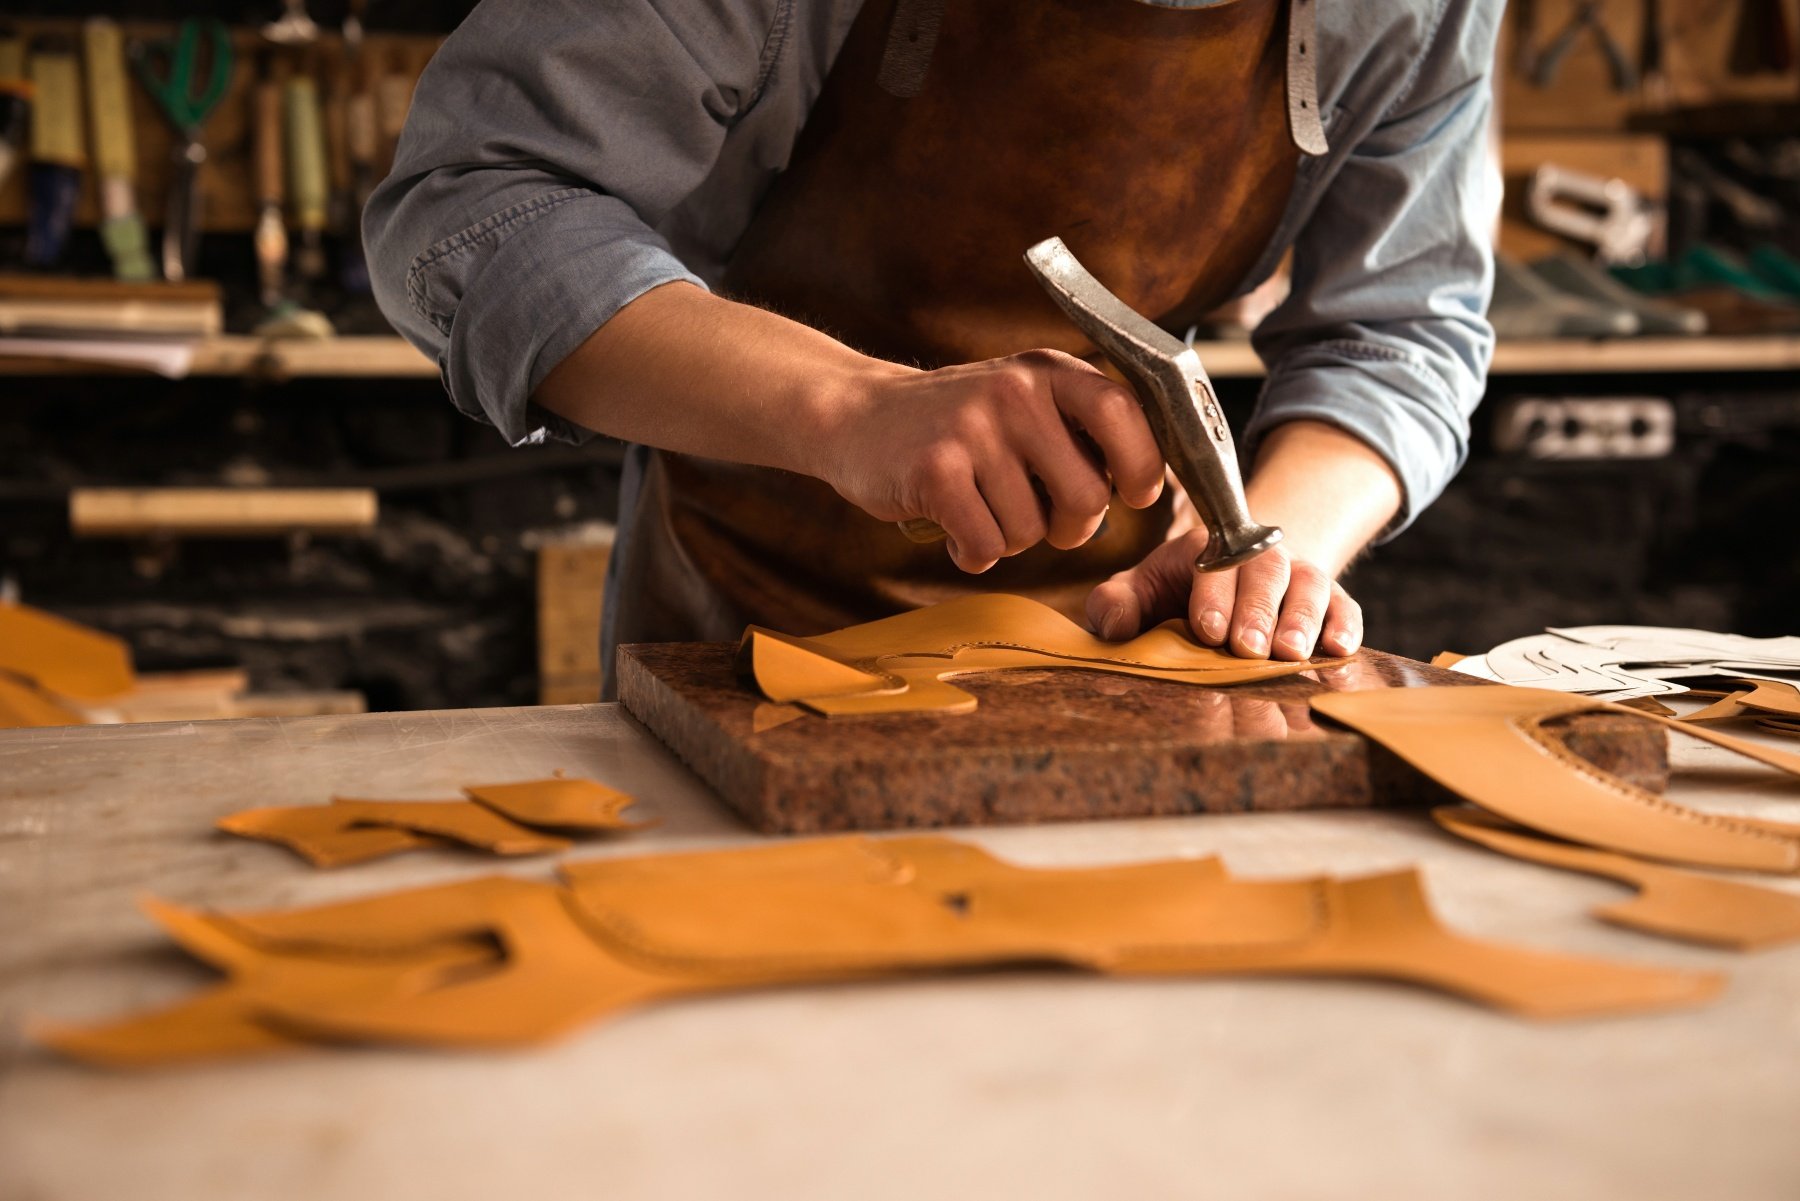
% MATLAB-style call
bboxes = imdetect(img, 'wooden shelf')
[1,334,1797,381]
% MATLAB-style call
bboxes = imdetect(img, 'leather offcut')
[740,593,1331,716]
[35,836,1723,1068]
[1436,806,1800,951]
[1312,686,1800,873]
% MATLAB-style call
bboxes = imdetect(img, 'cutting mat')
[617,644,1667,834]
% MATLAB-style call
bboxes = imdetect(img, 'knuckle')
[1288,562,1329,592]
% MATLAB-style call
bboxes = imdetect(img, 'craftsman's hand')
[1085,530,1362,661]
[820,350,1166,573]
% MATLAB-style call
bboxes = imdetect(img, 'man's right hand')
[817,349,1166,573]
[534,284,1165,572]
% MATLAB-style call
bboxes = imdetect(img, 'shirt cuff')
[417,190,706,448]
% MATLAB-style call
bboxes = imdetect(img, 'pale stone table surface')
[3,702,1798,1201]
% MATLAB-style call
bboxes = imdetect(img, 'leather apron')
[611,0,1307,657]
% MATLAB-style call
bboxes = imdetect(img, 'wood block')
[537,537,611,705]
[618,644,1669,834]
[69,488,376,537]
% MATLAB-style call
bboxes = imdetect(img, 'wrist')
[791,354,912,482]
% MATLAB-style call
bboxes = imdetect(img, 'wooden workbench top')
[3,703,1799,1200]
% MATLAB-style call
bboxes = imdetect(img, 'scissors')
[133,19,234,283]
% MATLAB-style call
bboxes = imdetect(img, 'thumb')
[1085,530,1210,641]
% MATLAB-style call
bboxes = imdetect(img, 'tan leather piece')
[0,601,135,702]
[39,836,1723,1065]
[0,672,86,729]
[1435,806,1800,951]
[461,776,649,832]
[1312,687,1800,873]
[31,898,499,1068]
[743,593,1329,716]
[217,804,453,868]
[217,800,567,867]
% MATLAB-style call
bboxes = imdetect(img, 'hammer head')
[1024,237,1280,573]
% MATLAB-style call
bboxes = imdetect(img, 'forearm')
[1243,419,1402,575]
[533,281,900,478]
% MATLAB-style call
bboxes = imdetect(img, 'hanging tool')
[0,29,31,195]
[333,0,372,294]
[24,37,84,270]
[133,19,234,284]
[253,54,288,309]
[1637,0,1668,107]
[83,19,155,282]
[284,65,330,285]
[263,0,322,47]
[1530,0,1637,91]
[1528,164,1657,265]
[1728,0,1796,76]
[374,49,414,178]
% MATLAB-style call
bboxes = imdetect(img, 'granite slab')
[617,644,1668,834]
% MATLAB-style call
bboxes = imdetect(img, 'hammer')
[900,236,1282,572]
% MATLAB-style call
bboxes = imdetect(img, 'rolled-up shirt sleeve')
[364,0,783,447]
[1248,0,1501,538]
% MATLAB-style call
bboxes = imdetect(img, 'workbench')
[3,701,1798,1200]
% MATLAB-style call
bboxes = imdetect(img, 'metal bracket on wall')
[1493,397,1677,460]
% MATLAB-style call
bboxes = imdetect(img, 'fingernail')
[1242,627,1269,657]
[1328,628,1360,654]
[1099,604,1127,640]
[1281,630,1310,658]
[1200,609,1227,642]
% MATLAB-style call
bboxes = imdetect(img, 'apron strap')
[880,0,1328,156]
[877,0,947,98]
[1286,0,1329,155]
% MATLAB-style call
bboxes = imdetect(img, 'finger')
[1038,355,1165,509]
[1227,547,1290,659]
[924,457,1005,573]
[1023,429,1113,551]
[1085,529,1208,641]
[1188,548,1236,648]
[974,461,1049,557]
[1272,559,1332,661]
[1232,698,1289,741]
[1318,582,1364,657]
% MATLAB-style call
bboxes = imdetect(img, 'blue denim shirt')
[367,0,1501,537]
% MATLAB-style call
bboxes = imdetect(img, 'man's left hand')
[1085,528,1362,660]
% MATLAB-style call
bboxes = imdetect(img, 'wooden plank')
[69,487,377,536]
[537,536,613,704]
[4,703,1793,1201]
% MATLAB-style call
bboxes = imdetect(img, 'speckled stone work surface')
[617,645,1668,834]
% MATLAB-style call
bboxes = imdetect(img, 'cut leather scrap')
[1435,806,1800,951]
[742,593,1329,716]
[39,835,1720,1066]
[0,671,87,729]
[0,600,135,702]
[217,799,567,868]
[1312,686,1800,873]
[462,776,649,832]
[31,897,500,1068]
[218,804,452,868]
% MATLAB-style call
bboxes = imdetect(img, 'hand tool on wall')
[1530,0,1637,91]
[1528,164,1657,265]
[83,19,154,282]
[263,0,321,47]
[23,38,84,270]
[0,30,31,195]
[1637,0,1667,107]
[133,19,234,284]
[334,0,372,294]
[1728,0,1796,76]
[252,55,287,309]
[897,239,1281,573]
[284,66,330,285]
[374,50,414,179]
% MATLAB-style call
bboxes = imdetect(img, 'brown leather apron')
[611,0,1305,657]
